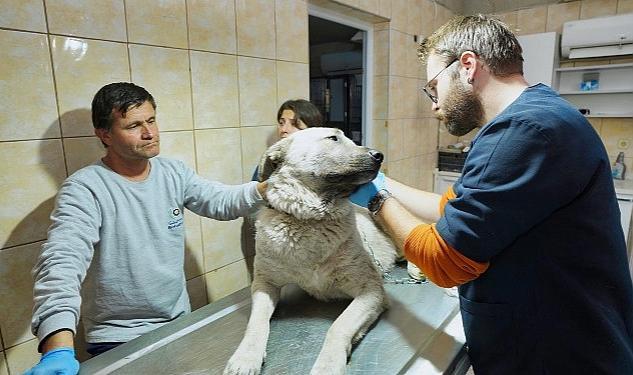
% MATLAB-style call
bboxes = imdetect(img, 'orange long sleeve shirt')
[403,186,489,287]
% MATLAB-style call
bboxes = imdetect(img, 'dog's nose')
[369,150,384,163]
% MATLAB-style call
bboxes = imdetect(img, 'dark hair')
[418,14,523,77]
[91,82,156,131]
[276,99,323,128]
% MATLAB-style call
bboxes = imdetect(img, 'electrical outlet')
[617,139,630,149]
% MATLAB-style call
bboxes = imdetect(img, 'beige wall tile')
[397,157,420,188]
[420,0,435,38]
[360,0,381,15]
[434,4,454,31]
[370,120,388,157]
[191,51,239,130]
[388,76,406,119]
[0,30,59,141]
[276,0,309,63]
[601,118,633,156]
[373,29,389,76]
[418,153,436,191]
[236,0,276,59]
[51,36,130,137]
[240,126,277,182]
[0,242,41,347]
[63,136,105,175]
[125,0,188,48]
[238,57,278,127]
[618,0,633,13]
[0,351,8,375]
[5,338,38,375]
[402,77,419,119]
[195,128,243,184]
[46,0,126,41]
[390,0,408,32]
[407,0,423,36]
[580,0,618,19]
[0,0,46,32]
[1,140,66,249]
[130,45,193,132]
[157,130,197,169]
[277,61,310,107]
[202,219,244,272]
[402,119,421,158]
[373,75,389,120]
[340,0,361,8]
[493,11,518,33]
[389,31,408,78]
[405,34,422,79]
[187,0,237,54]
[204,259,251,302]
[516,6,547,35]
[546,1,581,33]
[419,117,439,155]
[379,0,392,18]
[186,275,207,311]
[388,119,405,161]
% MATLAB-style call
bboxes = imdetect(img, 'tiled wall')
[0,0,313,371]
[2,0,630,372]
[374,0,454,190]
[456,0,633,180]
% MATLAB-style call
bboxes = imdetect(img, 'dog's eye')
[326,135,338,141]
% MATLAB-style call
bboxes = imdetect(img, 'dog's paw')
[309,350,347,375]
[223,348,265,375]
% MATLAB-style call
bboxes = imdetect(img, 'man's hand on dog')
[350,171,385,207]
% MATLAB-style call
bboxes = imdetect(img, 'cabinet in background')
[554,63,633,118]
[433,169,460,195]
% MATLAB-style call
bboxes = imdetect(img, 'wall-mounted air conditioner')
[561,13,633,59]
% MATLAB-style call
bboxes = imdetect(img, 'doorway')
[308,15,365,145]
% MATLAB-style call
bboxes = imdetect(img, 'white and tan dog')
[224,128,399,375]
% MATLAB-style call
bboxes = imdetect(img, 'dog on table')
[224,127,400,375]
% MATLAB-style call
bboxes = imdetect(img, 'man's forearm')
[385,177,441,223]
[41,330,74,353]
[375,197,428,252]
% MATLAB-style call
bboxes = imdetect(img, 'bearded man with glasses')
[350,14,633,374]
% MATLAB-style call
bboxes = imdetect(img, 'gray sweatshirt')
[31,157,263,344]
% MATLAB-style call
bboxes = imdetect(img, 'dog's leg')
[310,289,387,375]
[224,280,280,375]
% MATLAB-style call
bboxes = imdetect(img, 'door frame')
[308,3,375,146]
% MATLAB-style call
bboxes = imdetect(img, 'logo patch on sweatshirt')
[168,207,183,230]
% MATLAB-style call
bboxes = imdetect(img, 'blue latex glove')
[349,171,385,208]
[24,347,79,375]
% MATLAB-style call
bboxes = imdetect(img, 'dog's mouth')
[324,167,379,184]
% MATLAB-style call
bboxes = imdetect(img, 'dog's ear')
[258,137,291,182]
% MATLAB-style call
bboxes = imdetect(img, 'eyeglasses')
[422,59,458,103]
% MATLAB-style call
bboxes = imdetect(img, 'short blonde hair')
[418,14,524,77]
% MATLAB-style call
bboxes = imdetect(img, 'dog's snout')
[369,150,384,163]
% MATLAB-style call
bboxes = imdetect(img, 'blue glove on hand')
[349,171,385,208]
[25,347,79,375]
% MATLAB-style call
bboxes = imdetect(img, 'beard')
[436,79,485,136]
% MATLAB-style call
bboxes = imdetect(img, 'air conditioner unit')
[561,13,633,59]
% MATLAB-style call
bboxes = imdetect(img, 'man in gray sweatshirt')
[26,82,268,374]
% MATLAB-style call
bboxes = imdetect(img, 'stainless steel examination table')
[80,264,470,374]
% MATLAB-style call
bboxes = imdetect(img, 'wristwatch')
[368,189,393,215]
